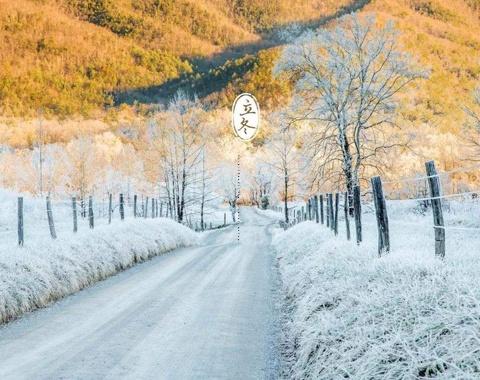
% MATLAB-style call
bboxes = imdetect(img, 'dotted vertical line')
[237,153,240,244]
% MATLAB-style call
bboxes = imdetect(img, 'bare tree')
[36,110,45,197]
[275,14,427,207]
[156,92,205,223]
[464,87,480,160]
[249,162,273,208]
[66,137,99,217]
[218,163,240,223]
[266,119,299,224]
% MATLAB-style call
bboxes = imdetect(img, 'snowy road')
[0,208,280,380]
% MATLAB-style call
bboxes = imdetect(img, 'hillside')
[0,0,351,117]
[0,0,480,140]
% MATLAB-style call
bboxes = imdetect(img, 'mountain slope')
[0,0,479,135]
[0,0,351,117]
[365,0,480,133]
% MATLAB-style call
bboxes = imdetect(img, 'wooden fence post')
[108,193,113,224]
[326,194,330,227]
[425,160,445,258]
[329,193,334,231]
[145,197,149,218]
[371,176,390,256]
[120,193,125,221]
[307,199,311,221]
[81,197,85,218]
[344,192,351,241]
[320,194,324,224]
[314,195,319,223]
[301,206,305,221]
[151,198,155,219]
[88,196,94,229]
[224,212,227,226]
[18,197,24,246]
[46,196,57,239]
[353,185,362,244]
[334,192,339,235]
[160,202,163,217]
[134,194,137,218]
[72,196,78,233]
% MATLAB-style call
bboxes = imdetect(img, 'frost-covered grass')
[0,218,197,324]
[274,200,480,379]
[186,203,234,230]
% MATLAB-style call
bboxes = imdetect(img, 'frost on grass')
[274,219,480,379]
[0,219,197,324]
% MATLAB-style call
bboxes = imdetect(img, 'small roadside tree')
[266,115,299,224]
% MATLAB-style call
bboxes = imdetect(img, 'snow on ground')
[273,199,480,379]
[0,208,278,379]
[185,202,234,230]
[255,207,285,222]
[0,213,197,324]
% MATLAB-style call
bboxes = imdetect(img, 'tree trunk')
[284,168,289,224]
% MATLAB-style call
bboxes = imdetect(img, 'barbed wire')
[382,163,480,186]
[385,191,480,203]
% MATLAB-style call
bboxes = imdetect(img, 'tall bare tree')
[275,14,427,206]
[156,92,205,223]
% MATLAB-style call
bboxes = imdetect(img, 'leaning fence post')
[320,194,324,224]
[334,192,339,235]
[88,196,94,229]
[18,197,24,246]
[108,193,113,224]
[120,193,125,220]
[353,186,362,244]
[425,160,445,258]
[371,176,390,256]
[344,192,351,241]
[72,196,78,233]
[46,196,57,239]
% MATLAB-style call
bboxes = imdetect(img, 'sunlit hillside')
[0,0,351,118]
[210,0,480,134]
[366,0,480,134]
[0,0,480,152]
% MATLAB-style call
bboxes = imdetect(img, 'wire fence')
[1,192,233,248]
[272,160,480,258]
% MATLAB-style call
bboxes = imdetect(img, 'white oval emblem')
[232,93,260,141]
